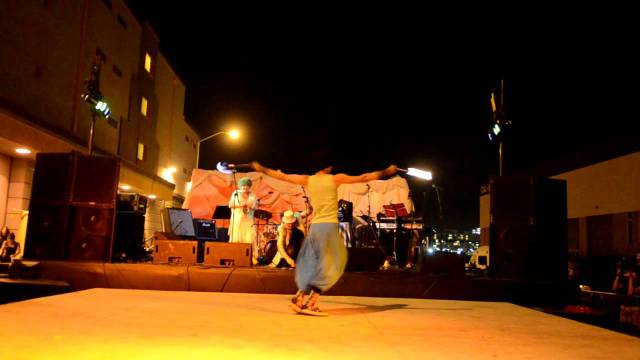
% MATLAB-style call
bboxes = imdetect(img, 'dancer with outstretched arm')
[251,158,397,316]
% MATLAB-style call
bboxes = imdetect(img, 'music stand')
[213,205,231,220]
[383,203,409,218]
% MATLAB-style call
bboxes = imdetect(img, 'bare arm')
[251,161,308,186]
[333,165,398,186]
[277,227,295,266]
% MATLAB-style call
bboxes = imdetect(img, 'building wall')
[155,55,198,198]
[0,155,10,228]
[0,1,191,260]
[0,1,84,134]
[78,0,142,155]
[551,152,640,219]
[479,152,640,256]
[122,24,161,176]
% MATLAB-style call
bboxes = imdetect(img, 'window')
[96,47,107,63]
[117,14,127,29]
[140,97,148,116]
[137,143,145,161]
[144,53,152,73]
[112,65,122,78]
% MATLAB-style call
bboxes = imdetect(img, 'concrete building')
[0,0,198,250]
[479,151,640,257]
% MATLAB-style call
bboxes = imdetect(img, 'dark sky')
[127,3,638,229]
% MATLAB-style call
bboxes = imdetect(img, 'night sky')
[126,3,638,229]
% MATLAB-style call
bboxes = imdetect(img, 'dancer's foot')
[288,290,305,313]
[301,305,328,316]
[300,290,328,316]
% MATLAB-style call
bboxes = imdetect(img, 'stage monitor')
[165,208,196,237]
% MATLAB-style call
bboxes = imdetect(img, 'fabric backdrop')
[184,169,415,224]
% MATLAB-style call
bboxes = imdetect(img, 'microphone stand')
[364,184,387,259]
[229,169,239,243]
[254,192,273,260]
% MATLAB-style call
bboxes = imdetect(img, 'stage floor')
[1,289,638,359]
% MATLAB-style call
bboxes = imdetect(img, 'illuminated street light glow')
[228,129,240,139]
[196,129,242,169]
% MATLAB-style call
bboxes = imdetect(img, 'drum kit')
[253,209,279,262]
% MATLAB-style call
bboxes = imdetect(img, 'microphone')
[227,163,253,170]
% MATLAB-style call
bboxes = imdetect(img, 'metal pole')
[499,141,503,176]
[88,113,96,155]
[196,142,200,169]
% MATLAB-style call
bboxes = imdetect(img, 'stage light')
[81,93,111,118]
[15,148,31,155]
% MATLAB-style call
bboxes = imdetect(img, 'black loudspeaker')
[25,152,119,261]
[24,204,69,260]
[67,207,114,261]
[345,247,385,272]
[193,219,216,240]
[116,193,148,213]
[112,211,146,262]
[489,175,567,282]
[71,155,119,205]
[30,152,118,206]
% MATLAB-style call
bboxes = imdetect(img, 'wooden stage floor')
[1,288,639,359]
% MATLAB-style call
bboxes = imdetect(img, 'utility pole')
[489,79,510,176]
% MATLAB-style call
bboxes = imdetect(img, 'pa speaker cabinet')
[67,206,115,261]
[489,175,567,282]
[31,152,119,206]
[24,204,70,260]
[153,240,198,264]
[204,243,252,267]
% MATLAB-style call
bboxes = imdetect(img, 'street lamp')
[196,130,240,169]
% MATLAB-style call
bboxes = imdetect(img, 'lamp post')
[195,129,240,169]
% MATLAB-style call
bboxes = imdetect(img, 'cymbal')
[254,209,272,220]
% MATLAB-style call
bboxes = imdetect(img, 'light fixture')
[196,130,242,169]
[120,184,131,190]
[15,148,31,155]
[228,129,240,139]
[216,161,233,174]
[148,194,157,199]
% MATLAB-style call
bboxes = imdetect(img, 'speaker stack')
[488,174,567,282]
[25,152,119,262]
[112,193,147,262]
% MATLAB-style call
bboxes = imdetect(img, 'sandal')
[300,305,328,317]
[288,291,305,313]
